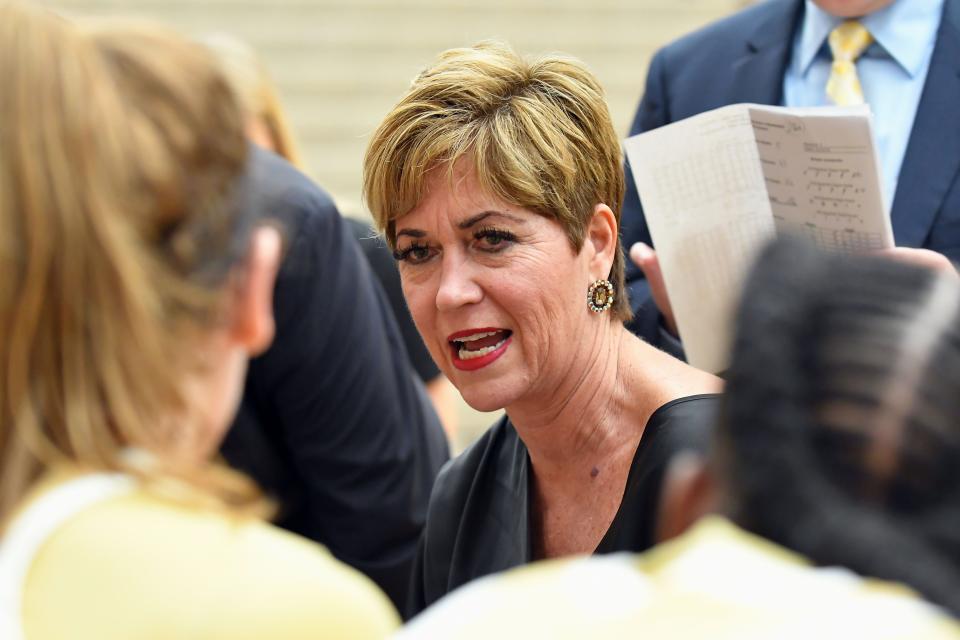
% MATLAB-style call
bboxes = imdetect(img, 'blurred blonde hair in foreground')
[201,32,305,170]
[0,1,268,523]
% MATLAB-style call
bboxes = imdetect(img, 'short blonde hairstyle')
[363,41,629,320]
[0,3,266,521]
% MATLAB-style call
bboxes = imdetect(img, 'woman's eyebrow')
[396,211,526,238]
[458,210,526,229]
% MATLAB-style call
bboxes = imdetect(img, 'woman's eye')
[393,243,435,265]
[474,228,516,252]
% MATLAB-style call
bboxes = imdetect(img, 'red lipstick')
[447,327,512,371]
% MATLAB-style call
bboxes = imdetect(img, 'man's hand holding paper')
[624,103,893,372]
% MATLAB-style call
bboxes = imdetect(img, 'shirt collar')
[796,0,944,78]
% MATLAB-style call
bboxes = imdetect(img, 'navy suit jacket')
[621,0,960,351]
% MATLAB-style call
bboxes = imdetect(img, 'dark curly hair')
[719,237,960,616]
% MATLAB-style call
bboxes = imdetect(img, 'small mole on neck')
[590,466,600,479]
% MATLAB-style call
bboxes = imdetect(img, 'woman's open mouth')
[447,328,513,371]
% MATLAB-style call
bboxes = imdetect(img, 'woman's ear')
[230,225,282,356]
[655,452,718,544]
[587,203,618,279]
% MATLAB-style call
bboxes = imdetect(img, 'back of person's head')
[0,2,271,521]
[363,40,630,320]
[200,32,304,169]
[720,237,960,614]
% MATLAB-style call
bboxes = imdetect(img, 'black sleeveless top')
[407,394,721,617]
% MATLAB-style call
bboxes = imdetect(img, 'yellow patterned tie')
[826,21,874,106]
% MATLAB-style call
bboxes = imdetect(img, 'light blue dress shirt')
[783,0,944,210]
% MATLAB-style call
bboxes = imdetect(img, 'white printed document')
[624,103,893,373]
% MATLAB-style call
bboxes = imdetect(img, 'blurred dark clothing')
[408,394,721,617]
[345,217,440,384]
[220,148,450,613]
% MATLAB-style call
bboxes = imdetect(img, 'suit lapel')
[891,0,960,247]
[729,0,804,106]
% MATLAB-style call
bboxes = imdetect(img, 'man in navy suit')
[621,0,960,354]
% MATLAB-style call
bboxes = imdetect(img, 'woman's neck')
[507,325,685,480]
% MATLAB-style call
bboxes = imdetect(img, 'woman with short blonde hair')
[366,41,630,320]
[364,41,721,615]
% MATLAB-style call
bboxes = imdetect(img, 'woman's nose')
[435,256,483,311]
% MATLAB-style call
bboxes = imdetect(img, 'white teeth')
[455,330,499,342]
[458,337,508,360]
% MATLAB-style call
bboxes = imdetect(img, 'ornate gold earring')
[587,279,614,313]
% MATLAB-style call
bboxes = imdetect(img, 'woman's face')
[395,161,601,412]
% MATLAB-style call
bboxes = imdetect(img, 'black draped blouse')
[407,394,721,616]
